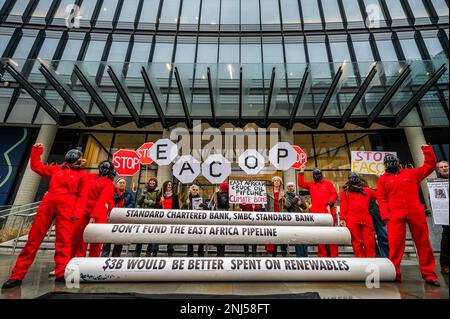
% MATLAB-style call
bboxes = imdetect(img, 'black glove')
[327,202,335,208]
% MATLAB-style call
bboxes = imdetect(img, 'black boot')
[2,279,22,289]
[426,280,441,287]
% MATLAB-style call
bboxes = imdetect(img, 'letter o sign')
[238,150,265,175]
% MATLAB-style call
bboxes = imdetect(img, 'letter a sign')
[113,149,141,176]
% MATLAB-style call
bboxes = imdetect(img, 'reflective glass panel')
[280,0,301,24]
[241,0,260,24]
[261,0,280,24]
[201,0,220,25]
[140,0,160,23]
[160,0,180,23]
[221,0,239,25]
[180,0,200,24]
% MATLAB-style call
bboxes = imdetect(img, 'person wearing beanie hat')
[284,182,309,257]
[102,177,135,257]
[209,182,230,257]
[135,177,162,257]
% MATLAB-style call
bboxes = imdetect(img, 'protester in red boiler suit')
[298,168,339,257]
[71,161,116,258]
[340,172,377,258]
[377,145,440,287]
[2,144,88,289]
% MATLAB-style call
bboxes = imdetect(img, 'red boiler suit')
[71,174,115,258]
[9,145,88,280]
[377,145,438,282]
[340,187,377,258]
[298,174,339,257]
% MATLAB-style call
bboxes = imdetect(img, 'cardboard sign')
[351,151,397,175]
[229,180,267,205]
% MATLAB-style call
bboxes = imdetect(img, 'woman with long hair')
[160,180,180,257]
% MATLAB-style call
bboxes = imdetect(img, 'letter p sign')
[269,143,297,171]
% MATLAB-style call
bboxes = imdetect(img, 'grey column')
[7,124,58,226]
[280,127,296,187]
[404,126,437,209]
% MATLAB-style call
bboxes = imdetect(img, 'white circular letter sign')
[269,142,297,171]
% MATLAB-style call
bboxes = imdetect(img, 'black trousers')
[441,225,449,268]
[187,244,205,257]
[273,245,288,257]
[216,244,225,257]
[244,245,258,256]
[101,243,123,257]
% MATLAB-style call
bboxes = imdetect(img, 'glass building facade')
[0,0,448,205]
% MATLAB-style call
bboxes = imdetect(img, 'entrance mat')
[37,292,321,299]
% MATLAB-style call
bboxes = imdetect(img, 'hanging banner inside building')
[83,224,351,245]
[229,180,268,205]
[427,178,449,226]
[351,151,397,175]
[109,208,334,226]
[65,257,396,282]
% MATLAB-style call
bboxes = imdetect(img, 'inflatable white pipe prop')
[109,208,333,226]
[65,257,396,282]
[83,224,351,245]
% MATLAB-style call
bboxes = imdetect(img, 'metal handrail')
[0,201,42,213]
[0,202,41,219]
[11,211,40,255]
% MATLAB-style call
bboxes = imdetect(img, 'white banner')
[83,224,351,245]
[351,151,397,175]
[109,208,334,226]
[229,180,267,205]
[65,257,396,282]
[428,178,449,226]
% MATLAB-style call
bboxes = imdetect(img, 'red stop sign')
[291,145,308,170]
[113,149,141,176]
[136,142,154,165]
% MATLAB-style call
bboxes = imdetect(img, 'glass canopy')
[0,57,448,128]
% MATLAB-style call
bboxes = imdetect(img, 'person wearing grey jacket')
[284,182,309,257]
[134,177,162,257]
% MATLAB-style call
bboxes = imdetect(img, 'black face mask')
[98,161,117,180]
[348,172,361,185]
[313,168,323,183]
[65,149,82,164]
[384,155,400,174]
